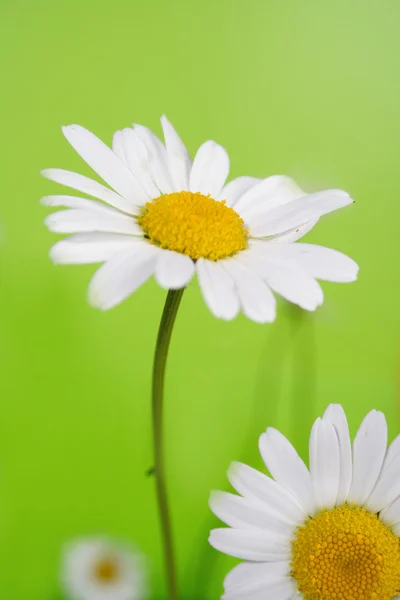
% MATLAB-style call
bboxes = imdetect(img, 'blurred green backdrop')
[1,0,400,598]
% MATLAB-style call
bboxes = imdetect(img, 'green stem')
[152,288,184,600]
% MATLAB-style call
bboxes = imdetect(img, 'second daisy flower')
[210,405,400,600]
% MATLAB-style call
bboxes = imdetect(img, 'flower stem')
[152,288,184,600]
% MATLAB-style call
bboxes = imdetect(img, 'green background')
[1,0,400,598]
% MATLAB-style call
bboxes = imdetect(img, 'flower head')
[209,405,400,600]
[42,117,358,322]
[61,537,148,600]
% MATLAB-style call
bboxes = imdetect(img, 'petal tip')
[61,124,74,134]
[87,292,106,311]
[43,214,56,230]
[209,491,221,511]
[323,403,344,419]
[352,262,360,280]
[48,245,59,264]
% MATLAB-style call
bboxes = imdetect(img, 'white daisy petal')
[227,461,306,524]
[295,244,359,283]
[133,124,174,193]
[323,404,352,505]
[189,140,230,197]
[44,209,143,236]
[373,435,400,520]
[364,452,400,514]
[209,491,294,536]
[273,219,319,243]
[114,129,160,198]
[309,418,340,509]
[222,259,276,324]
[235,175,304,217]
[155,250,195,290]
[121,129,160,197]
[248,189,353,238]
[62,125,148,209]
[209,529,291,562]
[391,522,400,537]
[348,410,388,506]
[223,577,296,600]
[264,268,323,312]
[161,115,191,191]
[88,244,159,310]
[243,251,323,311]
[41,168,133,214]
[380,496,400,527]
[50,233,142,265]
[382,434,400,473]
[41,195,121,213]
[223,565,291,599]
[196,258,240,321]
[224,561,290,593]
[267,243,359,283]
[218,176,260,207]
[112,130,127,162]
[259,427,317,515]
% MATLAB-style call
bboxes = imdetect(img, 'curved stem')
[152,288,184,600]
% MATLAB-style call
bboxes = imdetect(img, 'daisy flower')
[41,117,358,322]
[209,405,400,600]
[61,537,148,600]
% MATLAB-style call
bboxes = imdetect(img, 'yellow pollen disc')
[137,191,248,261]
[291,505,400,600]
[93,558,120,583]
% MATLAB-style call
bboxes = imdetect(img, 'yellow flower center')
[291,505,400,600]
[137,191,248,260]
[93,557,120,584]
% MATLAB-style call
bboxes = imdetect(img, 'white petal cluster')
[42,117,358,321]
